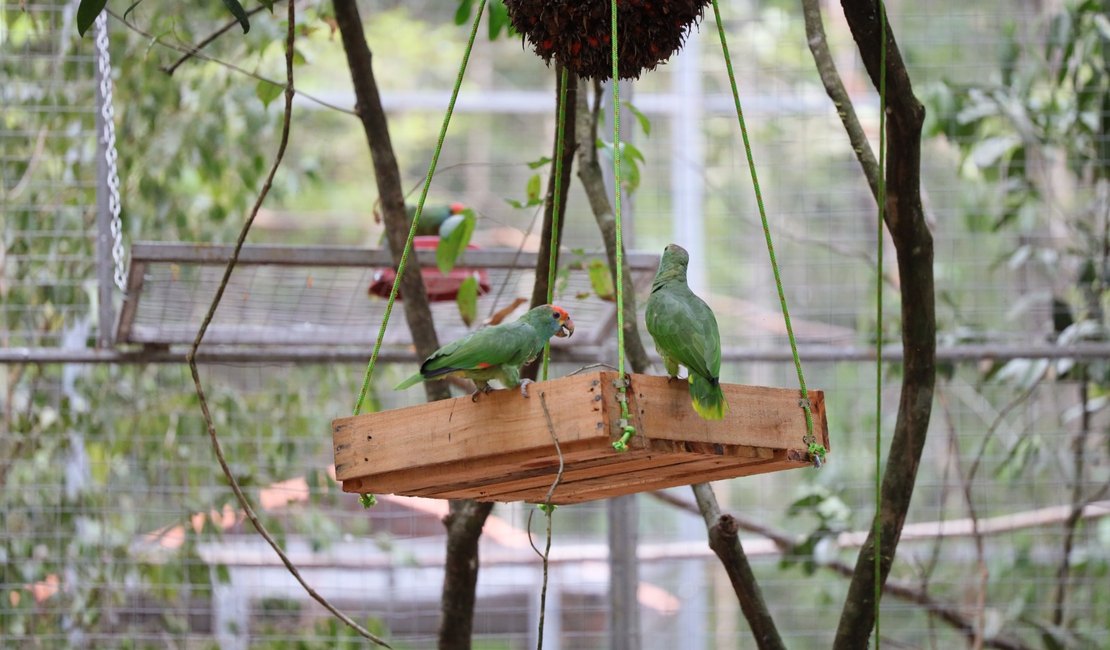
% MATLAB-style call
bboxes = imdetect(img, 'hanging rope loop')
[606,0,638,453]
[352,0,487,416]
[710,0,824,466]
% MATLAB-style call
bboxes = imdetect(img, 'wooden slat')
[333,373,608,480]
[626,374,828,451]
[426,450,708,501]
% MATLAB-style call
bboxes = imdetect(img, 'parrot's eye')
[551,310,559,319]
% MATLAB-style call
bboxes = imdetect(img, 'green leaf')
[587,259,615,302]
[76,0,107,36]
[221,0,251,33]
[436,210,476,274]
[526,173,542,202]
[454,0,474,25]
[624,101,651,136]
[527,156,552,169]
[488,0,509,39]
[255,80,284,108]
[457,275,479,326]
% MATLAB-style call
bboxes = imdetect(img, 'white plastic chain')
[94,12,127,292]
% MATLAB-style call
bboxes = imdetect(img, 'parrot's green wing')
[645,284,722,381]
[420,320,538,378]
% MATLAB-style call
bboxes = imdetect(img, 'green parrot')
[407,202,466,237]
[396,304,575,399]
[645,244,729,420]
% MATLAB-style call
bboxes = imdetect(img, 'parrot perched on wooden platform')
[645,244,729,420]
[395,304,575,399]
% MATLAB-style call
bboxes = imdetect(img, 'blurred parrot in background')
[407,202,467,237]
[645,244,729,420]
[396,304,575,399]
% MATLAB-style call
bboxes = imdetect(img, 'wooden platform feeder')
[332,371,829,505]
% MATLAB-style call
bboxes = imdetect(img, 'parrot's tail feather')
[394,372,426,390]
[689,374,728,420]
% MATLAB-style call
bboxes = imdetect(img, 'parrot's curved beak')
[557,317,574,338]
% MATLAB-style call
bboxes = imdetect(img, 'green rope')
[875,1,889,643]
[710,0,824,463]
[352,0,487,416]
[608,0,637,453]
[542,66,570,382]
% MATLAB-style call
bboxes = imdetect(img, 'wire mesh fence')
[2,0,1109,648]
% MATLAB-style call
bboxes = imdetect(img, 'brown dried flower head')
[504,0,710,80]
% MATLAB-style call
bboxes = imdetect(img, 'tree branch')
[331,3,494,648]
[651,491,1035,650]
[161,1,281,75]
[524,65,577,380]
[183,3,390,646]
[692,485,786,650]
[830,2,936,647]
[800,0,881,199]
[574,78,652,373]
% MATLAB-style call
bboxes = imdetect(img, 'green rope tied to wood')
[352,0,487,417]
[541,65,571,381]
[608,0,637,453]
[710,0,825,465]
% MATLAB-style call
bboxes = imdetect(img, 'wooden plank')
[339,441,604,494]
[485,456,769,504]
[624,374,828,451]
[333,374,609,480]
[426,450,710,501]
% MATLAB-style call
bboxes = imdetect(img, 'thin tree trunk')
[574,78,651,373]
[693,485,786,650]
[331,3,493,648]
[529,64,577,311]
[831,1,936,647]
[524,65,577,380]
[574,77,782,647]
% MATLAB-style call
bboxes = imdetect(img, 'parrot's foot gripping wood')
[470,383,494,402]
[519,378,534,398]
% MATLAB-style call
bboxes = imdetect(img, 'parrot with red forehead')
[396,304,575,399]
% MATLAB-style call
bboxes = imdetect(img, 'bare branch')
[107,9,356,116]
[800,0,880,199]
[183,4,390,646]
[691,484,786,650]
[650,491,1036,650]
[573,78,652,374]
[162,1,281,75]
[827,2,936,646]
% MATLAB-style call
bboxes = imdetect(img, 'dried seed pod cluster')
[504,0,710,80]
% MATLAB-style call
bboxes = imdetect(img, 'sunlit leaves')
[597,139,646,194]
[454,0,513,39]
[456,275,480,327]
[504,173,544,209]
[255,80,284,107]
[587,259,615,302]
